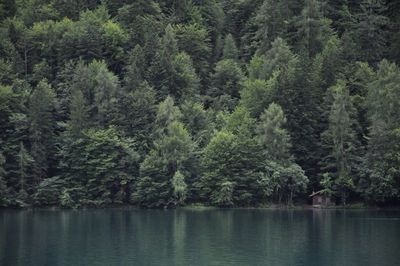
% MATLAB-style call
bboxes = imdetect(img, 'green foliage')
[293,0,333,57]
[171,52,200,103]
[16,142,33,196]
[33,176,65,206]
[0,0,399,208]
[172,170,188,205]
[209,59,244,111]
[60,188,74,208]
[257,103,291,162]
[180,100,214,147]
[68,89,89,136]
[198,107,261,206]
[221,34,238,60]
[153,96,182,137]
[60,127,139,206]
[149,25,200,102]
[175,23,211,85]
[29,79,56,185]
[134,117,197,208]
[253,0,293,54]
[272,163,308,205]
[124,45,145,91]
[240,78,276,118]
[321,80,359,204]
[363,60,400,202]
[117,82,157,156]
[354,0,389,65]
[211,180,234,207]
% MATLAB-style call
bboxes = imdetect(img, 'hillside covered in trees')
[0,0,400,208]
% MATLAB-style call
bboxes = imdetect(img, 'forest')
[0,0,399,208]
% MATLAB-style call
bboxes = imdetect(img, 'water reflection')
[0,209,399,266]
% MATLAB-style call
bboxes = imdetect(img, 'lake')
[0,208,399,266]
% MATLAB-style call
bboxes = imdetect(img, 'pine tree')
[149,24,179,98]
[254,0,294,54]
[69,60,119,127]
[293,0,333,58]
[321,81,358,205]
[257,103,308,204]
[180,100,214,147]
[17,142,33,195]
[153,96,182,137]
[175,23,212,88]
[118,82,157,156]
[68,89,89,137]
[256,38,320,182]
[93,61,119,127]
[29,79,56,186]
[354,0,389,65]
[124,45,145,91]
[208,58,244,111]
[170,52,200,103]
[257,103,291,163]
[240,77,277,118]
[364,60,400,202]
[221,33,239,60]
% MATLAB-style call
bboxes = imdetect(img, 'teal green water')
[0,209,399,266]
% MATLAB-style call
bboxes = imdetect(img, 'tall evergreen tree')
[320,81,359,204]
[124,45,145,91]
[257,103,291,163]
[293,0,333,58]
[208,58,244,111]
[363,60,400,202]
[117,82,157,156]
[254,0,294,54]
[257,103,308,204]
[17,141,33,197]
[221,33,239,60]
[68,89,89,137]
[28,79,56,186]
[354,0,389,65]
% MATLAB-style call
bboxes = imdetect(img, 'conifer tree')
[124,45,145,91]
[321,81,358,204]
[118,82,157,156]
[68,89,89,137]
[254,0,294,54]
[364,60,400,202]
[209,58,244,111]
[28,79,56,185]
[257,103,291,163]
[354,0,389,65]
[257,103,308,204]
[149,24,179,97]
[293,0,333,58]
[221,33,239,60]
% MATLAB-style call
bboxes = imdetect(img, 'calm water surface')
[0,208,399,266]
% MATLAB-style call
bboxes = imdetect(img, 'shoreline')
[2,203,400,211]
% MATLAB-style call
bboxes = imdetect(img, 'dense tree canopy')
[0,0,400,208]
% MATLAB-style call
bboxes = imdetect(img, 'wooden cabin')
[309,190,333,207]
